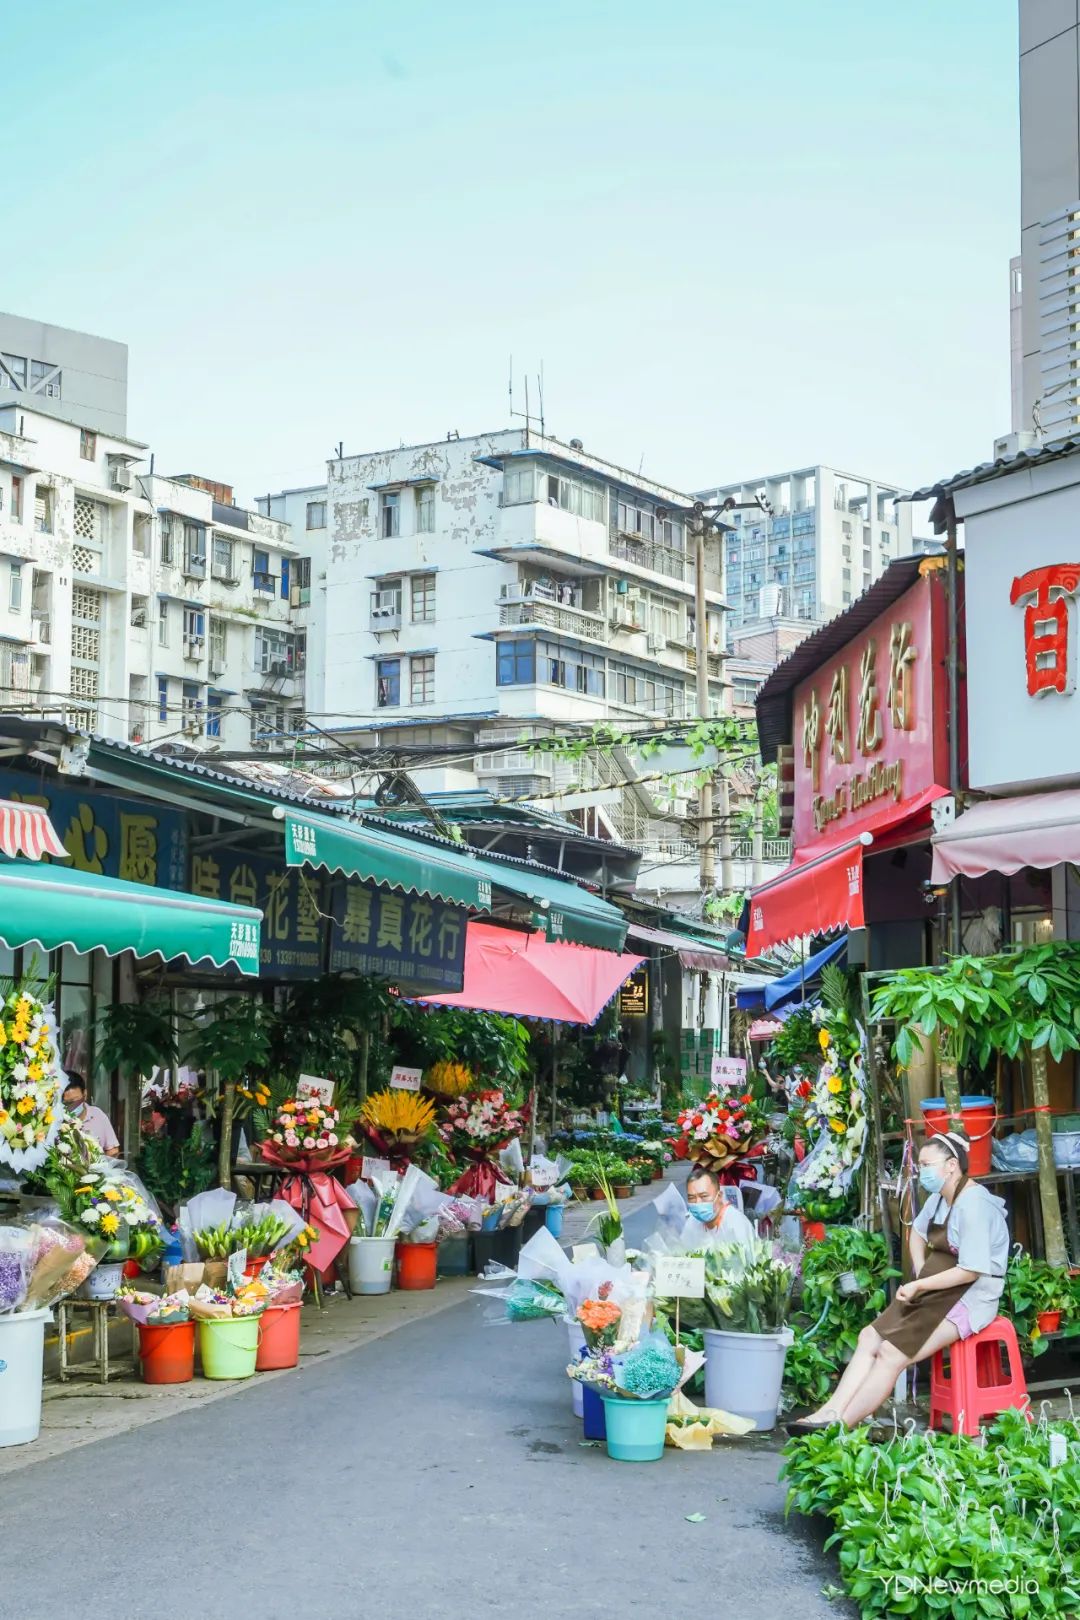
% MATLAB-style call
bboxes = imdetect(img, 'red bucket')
[138,1320,195,1384]
[255,1301,302,1370]
[920,1096,995,1177]
[395,1241,437,1290]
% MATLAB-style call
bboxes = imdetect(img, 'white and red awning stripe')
[0,800,68,861]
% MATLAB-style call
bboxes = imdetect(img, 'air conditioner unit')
[130,609,147,628]
[183,636,204,658]
[111,465,133,492]
[646,632,665,654]
[183,718,202,738]
[209,657,225,677]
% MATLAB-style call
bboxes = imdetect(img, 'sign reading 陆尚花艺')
[389,1065,423,1092]
[297,1074,335,1106]
[653,1255,706,1299]
[792,573,947,850]
[710,1054,747,1089]
[204,850,326,979]
[328,880,466,994]
[958,461,1080,789]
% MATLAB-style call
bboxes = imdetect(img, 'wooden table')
[55,1298,134,1384]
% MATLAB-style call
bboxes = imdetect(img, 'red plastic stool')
[929,1316,1028,1436]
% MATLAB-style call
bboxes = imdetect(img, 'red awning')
[0,801,66,861]
[747,836,868,955]
[746,784,949,955]
[417,920,644,1025]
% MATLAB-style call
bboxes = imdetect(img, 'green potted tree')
[186,998,273,1188]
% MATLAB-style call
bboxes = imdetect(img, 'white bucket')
[567,1321,586,1418]
[348,1236,396,1295]
[703,1326,793,1432]
[0,1307,50,1448]
[81,1262,124,1302]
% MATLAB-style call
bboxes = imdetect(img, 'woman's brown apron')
[871,1184,970,1359]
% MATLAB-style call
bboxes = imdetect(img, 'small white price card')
[389,1065,423,1091]
[297,1074,335,1105]
[361,1156,392,1182]
[653,1255,706,1299]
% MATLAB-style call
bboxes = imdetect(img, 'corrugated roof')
[754,556,926,763]
[907,435,1080,506]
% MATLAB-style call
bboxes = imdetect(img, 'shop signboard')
[0,768,187,890]
[619,964,649,1020]
[957,466,1080,790]
[328,879,466,994]
[194,849,326,978]
[791,572,947,851]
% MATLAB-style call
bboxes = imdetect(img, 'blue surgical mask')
[687,1202,715,1223]
[919,1166,946,1195]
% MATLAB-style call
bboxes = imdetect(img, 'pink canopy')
[417,920,644,1025]
[931,788,1080,881]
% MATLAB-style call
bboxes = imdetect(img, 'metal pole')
[945,511,962,954]
[694,512,715,895]
[549,1019,558,1137]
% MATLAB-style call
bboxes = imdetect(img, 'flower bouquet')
[0,989,66,1175]
[358,1089,437,1165]
[788,1025,868,1213]
[577,1283,623,1351]
[422,1060,473,1099]
[257,1099,357,1276]
[68,1166,164,1263]
[441,1089,526,1201]
[569,1328,683,1402]
[672,1090,770,1172]
[0,1217,98,1312]
[264,1096,345,1165]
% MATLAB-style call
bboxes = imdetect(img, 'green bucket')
[198,1316,260,1380]
[600,1395,668,1462]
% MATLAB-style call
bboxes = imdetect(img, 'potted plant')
[609,1157,634,1199]
[1005,1251,1072,1345]
[695,1239,795,1431]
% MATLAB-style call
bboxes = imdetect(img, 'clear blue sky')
[6,0,1018,503]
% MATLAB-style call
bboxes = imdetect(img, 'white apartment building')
[260,429,731,875]
[694,464,913,634]
[0,406,300,751]
[0,312,128,438]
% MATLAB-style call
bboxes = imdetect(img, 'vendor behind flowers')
[681,1165,757,1261]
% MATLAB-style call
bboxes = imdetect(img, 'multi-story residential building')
[0,405,300,751]
[0,311,128,438]
[694,464,913,633]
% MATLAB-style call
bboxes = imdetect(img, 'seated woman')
[792,1131,1009,1430]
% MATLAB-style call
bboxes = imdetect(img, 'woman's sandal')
[784,1412,842,1436]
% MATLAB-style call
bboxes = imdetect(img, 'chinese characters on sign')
[199,850,326,977]
[792,574,945,850]
[1010,564,1080,697]
[329,880,466,993]
[619,965,648,1020]
[0,771,188,890]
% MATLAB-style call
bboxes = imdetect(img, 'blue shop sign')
[191,849,326,978]
[329,880,466,993]
[0,769,187,890]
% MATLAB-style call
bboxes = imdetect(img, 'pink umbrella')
[417,921,644,1025]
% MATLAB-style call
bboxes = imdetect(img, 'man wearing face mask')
[680,1166,758,1262]
[791,1131,1009,1431]
[62,1073,120,1157]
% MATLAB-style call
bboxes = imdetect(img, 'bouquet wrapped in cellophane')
[0,1215,100,1313]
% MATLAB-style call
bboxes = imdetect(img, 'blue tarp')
[736,934,848,1013]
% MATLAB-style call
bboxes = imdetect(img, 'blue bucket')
[582,1381,607,1441]
[481,1208,501,1232]
[601,1395,668,1462]
[544,1205,564,1239]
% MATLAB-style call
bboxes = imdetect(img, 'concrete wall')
[0,311,127,437]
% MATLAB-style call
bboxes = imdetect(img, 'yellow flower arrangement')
[826,1076,843,1095]
[99,1211,120,1237]
[360,1089,437,1139]
[818,1029,831,1052]
[423,1060,474,1098]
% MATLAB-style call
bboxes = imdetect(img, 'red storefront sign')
[747,571,951,955]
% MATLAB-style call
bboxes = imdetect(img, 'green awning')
[0,861,262,975]
[281,809,627,952]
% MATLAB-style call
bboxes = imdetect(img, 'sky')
[4,0,1019,505]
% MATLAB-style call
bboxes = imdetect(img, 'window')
[8,564,22,614]
[183,607,205,643]
[183,522,206,574]
[157,676,169,723]
[547,654,567,687]
[30,361,61,398]
[295,630,307,672]
[380,491,400,538]
[250,702,286,746]
[305,500,327,530]
[255,625,293,674]
[206,693,223,738]
[410,654,435,704]
[212,534,235,579]
[372,579,402,619]
[503,464,536,506]
[181,683,203,735]
[615,497,655,539]
[133,514,150,556]
[377,657,401,706]
[10,477,21,523]
[33,487,53,534]
[411,573,436,622]
[160,515,174,566]
[209,617,226,670]
[496,640,536,685]
[415,484,435,534]
[733,680,760,705]
[1,354,26,389]
[79,429,96,461]
[295,557,312,591]
[252,548,275,592]
[158,602,169,646]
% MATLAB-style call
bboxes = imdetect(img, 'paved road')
[2,1286,850,1620]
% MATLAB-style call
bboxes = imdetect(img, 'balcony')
[253,571,278,594]
[497,596,606,641]
[609,532,723,594]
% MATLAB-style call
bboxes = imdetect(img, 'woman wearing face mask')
[791,1131,1008,1431]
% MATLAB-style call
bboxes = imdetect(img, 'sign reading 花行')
[329,880,466,993]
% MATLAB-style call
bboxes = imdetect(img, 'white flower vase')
[81,1261,124,1301]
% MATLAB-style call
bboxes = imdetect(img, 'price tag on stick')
[653,1254,706,1348]
[389,1066,423,1092]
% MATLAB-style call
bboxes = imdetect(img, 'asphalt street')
[1,1284,851,1620]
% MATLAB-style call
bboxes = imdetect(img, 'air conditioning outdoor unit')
[646,632,665,654]
[111,465,133,492]
[209,658,225,677]
[268,660,289,678]
[184,636,204,658]
[130,609,147,628]
[183,718,202,738]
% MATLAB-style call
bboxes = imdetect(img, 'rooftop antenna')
[335,442,343,460]
[537,362,545,437]
[509,357,544,444]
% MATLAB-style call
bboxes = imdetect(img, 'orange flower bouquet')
[577,1282,623,1351]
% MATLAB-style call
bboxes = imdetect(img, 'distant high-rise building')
[694,464,913,634]
[0,312,127,438]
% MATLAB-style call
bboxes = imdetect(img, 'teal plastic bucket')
[544,1206,564,1239]
[601,1395,668,1462]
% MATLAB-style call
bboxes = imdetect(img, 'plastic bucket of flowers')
[395,1239,438,1290]
[348,1235,396,1295]
[600,1395,668,1462]
[82,1260,125,1300]
[0,1306,50,1447]
[198,1315,260,1379]
[138,1320,196,1384]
